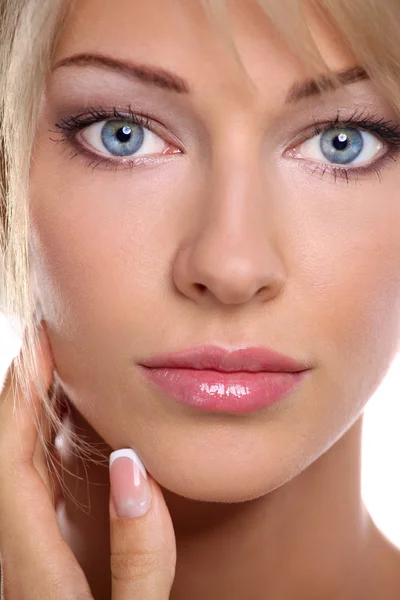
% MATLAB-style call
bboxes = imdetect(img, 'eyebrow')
[52,53,368,103]
[285,65,369,103]
[52,53,191,94]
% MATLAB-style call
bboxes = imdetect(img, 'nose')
[172,148,287,308]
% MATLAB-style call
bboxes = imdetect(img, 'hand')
[0,321,177,599]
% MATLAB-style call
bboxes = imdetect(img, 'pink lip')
[137,345,311,414]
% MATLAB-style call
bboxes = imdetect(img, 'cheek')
[29,136,178,315]
[28,146,192,396]
[286,178,400,446]
[315,207,400,369]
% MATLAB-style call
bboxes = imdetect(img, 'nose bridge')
[207,139,271,245]
[206,140,281,269]
[173,126,287,306]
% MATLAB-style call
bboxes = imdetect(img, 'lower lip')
[137,367,309,413]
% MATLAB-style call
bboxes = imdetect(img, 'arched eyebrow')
[52,53,368,103]
[285,65,369,103]
[52,53,191,94]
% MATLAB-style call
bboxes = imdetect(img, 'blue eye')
[80,118,168,158]
[320,128,363,164]
[290,126,384,168]
[101,120,144,157]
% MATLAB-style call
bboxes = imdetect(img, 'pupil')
[333,133,348,151]
[116,126,132,143]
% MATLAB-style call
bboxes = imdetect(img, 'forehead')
[55,0,355,104]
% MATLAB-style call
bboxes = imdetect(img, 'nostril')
[257,286,268,297]
[195,283,207,294]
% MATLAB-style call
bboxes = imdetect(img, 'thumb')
[109,449,177,599]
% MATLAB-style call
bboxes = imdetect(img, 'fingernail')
[109,448,152,518]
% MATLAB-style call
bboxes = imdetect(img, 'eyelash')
[51,105,400,182]
[295,109,400,183]
[51,104,170,172]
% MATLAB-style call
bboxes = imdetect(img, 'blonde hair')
[1,0,400,503]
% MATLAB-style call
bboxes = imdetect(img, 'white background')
[1,311,399,549]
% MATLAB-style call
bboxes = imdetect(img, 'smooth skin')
[5,0,400,598]
[0,322,177,599]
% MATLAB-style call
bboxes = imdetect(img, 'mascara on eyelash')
[55,104,154,133]
[310,109,400,146]
[50,104,400,179]
[55,105,400,150]
[49,103,178,172]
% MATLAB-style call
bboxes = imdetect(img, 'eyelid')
[77,119,171,159]
[284,109,400,153]
[279,112,400,183]
[293,129,388,169]
[284,121,357,153]
[51,105,400,179]
[53,108,185,169]
[55,105,184,151]
[282,118,389,164]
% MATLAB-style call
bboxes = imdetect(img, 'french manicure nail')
[109,448,152,518]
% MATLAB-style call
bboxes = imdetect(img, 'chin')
[143,453,301,503]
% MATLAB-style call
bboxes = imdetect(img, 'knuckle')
[110,547,159,582]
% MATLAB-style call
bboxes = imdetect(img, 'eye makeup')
[49,102,400,182]
[284,109,400,182]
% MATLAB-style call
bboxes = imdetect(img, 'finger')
[0,322,53,459]
[109,449,177,599]
[2,324,59,502]
[0,323,93,599]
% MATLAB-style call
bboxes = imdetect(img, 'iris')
[101,120,144,156]
[320,128,363,164]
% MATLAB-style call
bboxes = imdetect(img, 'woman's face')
[29,0,400,501]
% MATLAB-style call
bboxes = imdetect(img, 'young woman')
[1,0,400,598]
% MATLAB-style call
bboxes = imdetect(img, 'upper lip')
[138,345,311,373]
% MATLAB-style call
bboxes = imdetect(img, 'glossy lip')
[137,345,311,414]
[138,345,310,373]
